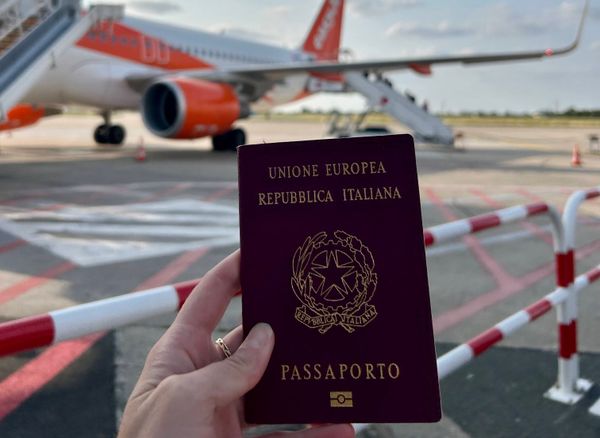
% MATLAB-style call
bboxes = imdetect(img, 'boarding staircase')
[345,72,455,146]
[0,0,123,121]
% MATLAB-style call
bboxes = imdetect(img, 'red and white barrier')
[0,192,597,418]
[423,202,562,250]
[546,186,599,404]
[438,264,600,380]
[0,202,562,358]
[0,279,200,357]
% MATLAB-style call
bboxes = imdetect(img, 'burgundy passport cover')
[238,134,441,424]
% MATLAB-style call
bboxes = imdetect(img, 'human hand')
[119,250,355,438]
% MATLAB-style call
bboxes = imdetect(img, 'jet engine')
[0,104,60,131]
[141,78,248,139]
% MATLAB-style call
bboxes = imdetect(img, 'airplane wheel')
[108,125,126,145]
[212,128,246,152]
[229,128,246,150]
[94,124,110,144]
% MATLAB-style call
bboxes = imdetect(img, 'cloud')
[591,41,600,51]
[386,1,588,41]
[385,20,472,38]
[348,0,421,17]
[480,1,582,36]
[127,1,181,14]
[264,5,292,21]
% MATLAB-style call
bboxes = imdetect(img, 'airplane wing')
[126,0,587,91]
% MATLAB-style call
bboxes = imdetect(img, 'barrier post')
[545,187,599,404]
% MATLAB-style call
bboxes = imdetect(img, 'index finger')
[174,249,241,333]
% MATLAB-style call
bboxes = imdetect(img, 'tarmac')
[0,114,599,437]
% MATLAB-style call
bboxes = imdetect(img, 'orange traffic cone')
[135,137,146,162]
[571,144,581,167]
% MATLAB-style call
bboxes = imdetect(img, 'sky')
[83,0,600,113]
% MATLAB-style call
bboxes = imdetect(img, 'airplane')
[0,0,589,150]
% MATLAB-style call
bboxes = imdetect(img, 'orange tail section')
[302,0,344,61]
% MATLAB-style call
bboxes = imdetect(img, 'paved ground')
[0,114,599,437]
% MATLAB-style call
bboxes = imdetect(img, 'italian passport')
[238,135,441,424]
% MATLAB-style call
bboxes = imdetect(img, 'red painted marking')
[516,188,544,204]
[425,188,516,288]
[0,240,26,254]
[559,321,577,358]
[423,230,435,247]
[424,188,459,221]
[136,248,208,292]
[0,334,103,419]
[203,184,236,203]
[0,315,54,357]
[469,214,501,232]
[0,262,75,306]
[525,299,552,321]
[585,189,600,200]
[556,250,574,287]
[139,182,192,203]
[587,266,600,283]
[468,328,503,356]
[433,238,600,334]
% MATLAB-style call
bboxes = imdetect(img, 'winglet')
[549,0,588,56]
[302,0,344,60]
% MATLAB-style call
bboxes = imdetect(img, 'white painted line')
[23,222,238,238]
[0,197,241,266]
[2,209,239,225]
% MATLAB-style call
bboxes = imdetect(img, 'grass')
[258,112,600,128]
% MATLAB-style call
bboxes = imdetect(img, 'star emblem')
[309,249,356,302]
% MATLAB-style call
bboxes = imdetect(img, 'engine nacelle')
[141,78,245,139]
[0,104,45,131]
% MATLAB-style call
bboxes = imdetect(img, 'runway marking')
[202,182,237,202]
[0,247,210,421]
[425,188,517,289]
[0,198,239,266]
[0,333,104,421]
[433,238,600,334]
[138,182,193,203]
[0,182,236,208]
[0,262,75,306]
[0,239,26,254]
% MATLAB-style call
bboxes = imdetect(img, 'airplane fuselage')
[24,16,313,111]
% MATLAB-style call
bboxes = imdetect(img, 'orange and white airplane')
[0,0,588,150]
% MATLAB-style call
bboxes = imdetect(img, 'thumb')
[197,323,274,407]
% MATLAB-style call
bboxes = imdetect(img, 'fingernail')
[248,323,273,348]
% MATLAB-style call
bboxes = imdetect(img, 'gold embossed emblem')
[291,230,378,333]
[330,391,353,408]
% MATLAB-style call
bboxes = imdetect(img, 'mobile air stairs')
[0,0,123,120]
[344,71,455,146]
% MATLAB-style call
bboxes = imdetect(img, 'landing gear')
[94,111,126,146]
[212,128,246,152]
